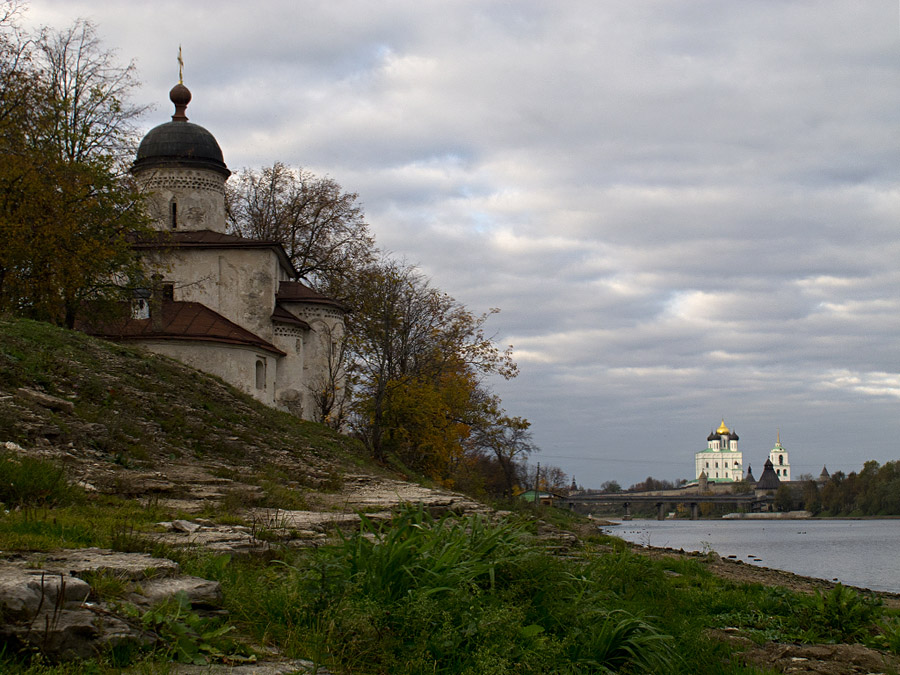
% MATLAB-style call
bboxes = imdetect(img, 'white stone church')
[89,81,346,420]
[695,419,743,482]
[694,419,792,482]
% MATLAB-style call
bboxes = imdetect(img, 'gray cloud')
[24,0,900,486]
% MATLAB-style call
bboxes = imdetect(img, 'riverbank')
[606,517,900,594]
[628,541,900,609]
[602,533,900,674]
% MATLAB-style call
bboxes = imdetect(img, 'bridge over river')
[563,491,774,520]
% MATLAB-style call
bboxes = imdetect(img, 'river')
[605,519,900,593]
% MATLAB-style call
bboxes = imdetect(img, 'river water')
[605,519,900,593]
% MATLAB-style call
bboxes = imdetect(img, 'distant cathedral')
[694,420,791,483]
[695,419,743,482]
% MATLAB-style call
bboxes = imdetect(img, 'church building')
[89,80,346,421]
[695,419,743,482]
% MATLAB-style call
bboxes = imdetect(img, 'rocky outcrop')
[0,549,203,662]
[0,547,334,671]
[709,629,900,674]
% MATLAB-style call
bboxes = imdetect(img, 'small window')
[170,201,177,229]
[255,359,266,390]
[162,283,174,300]
[779,455,784,465]
[132,288,151,319]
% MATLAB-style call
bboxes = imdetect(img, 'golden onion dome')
[716,419,730,435]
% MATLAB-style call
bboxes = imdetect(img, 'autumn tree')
[465,406,536,497]
[346,257,518,481]
[628,477,677,492]
[226,162,376,291]
[0,7,149,324]
[802,479,822,515]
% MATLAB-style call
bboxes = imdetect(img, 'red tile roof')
[271,304,311,329]
[277,281,348,311]
[86,301,285,355]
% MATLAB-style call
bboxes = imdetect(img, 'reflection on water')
[607,519,900,593]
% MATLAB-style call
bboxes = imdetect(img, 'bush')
[806,584,881,642]
[0,451,78,507]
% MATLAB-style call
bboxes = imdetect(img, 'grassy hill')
[0,317,365,485]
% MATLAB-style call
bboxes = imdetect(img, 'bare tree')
[466,409,537,498]
[33,19,148,164]
[0,0,34,134]
[227,162,376,290]
[306,321,348,428]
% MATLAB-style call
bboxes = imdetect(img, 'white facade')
[769,432,791,481]
[139,167,229,234]
[695,419,743,482]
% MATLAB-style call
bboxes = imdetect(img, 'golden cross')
[178,45,184,84]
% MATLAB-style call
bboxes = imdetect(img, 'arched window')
[779,455,784,465]
[170,201,177,229]
[255,359,266,390]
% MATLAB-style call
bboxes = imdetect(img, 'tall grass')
[185,505,678,674]
[0,451,78,508]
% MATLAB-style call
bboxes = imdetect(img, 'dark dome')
[729,431,739,441]
[707,430,717,441]
[131,82,230,178]
[133,121,229,177]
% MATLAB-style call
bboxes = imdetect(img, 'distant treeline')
[777,460,900,516]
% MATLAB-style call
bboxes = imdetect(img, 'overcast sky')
[22,1,900,488]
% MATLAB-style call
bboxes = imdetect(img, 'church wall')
[137,168,228,234]
[146,248,283,343]
[695,450,743,482]
[272,324,307,419]
[137,340,278,406]
[213,249,282,342]
[279,302,346,422]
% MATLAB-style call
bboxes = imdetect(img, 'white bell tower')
[769,430,791,481]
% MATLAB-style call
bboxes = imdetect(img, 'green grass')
[0,451,79,508]
[0,495,897,673]
[169,506,804,674]
[0,493,175,552]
